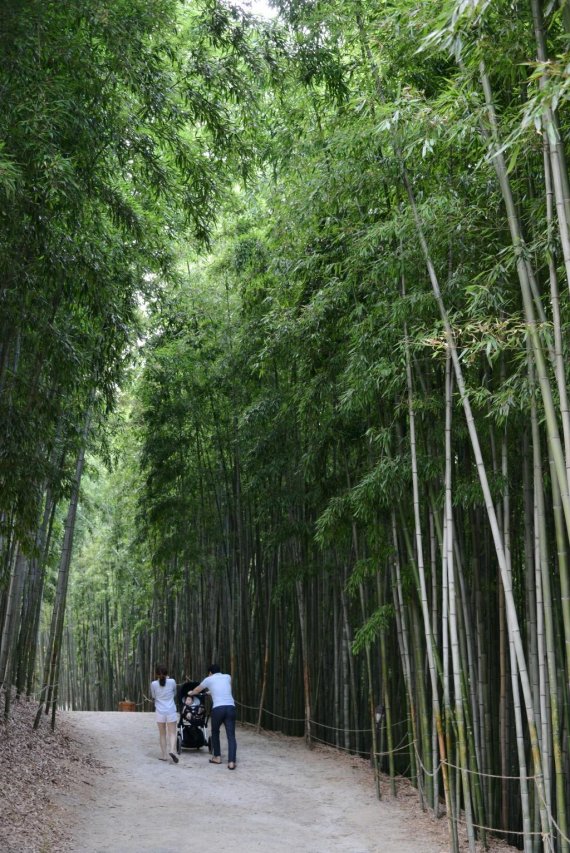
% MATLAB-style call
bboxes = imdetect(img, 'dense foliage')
[2,1,570,850]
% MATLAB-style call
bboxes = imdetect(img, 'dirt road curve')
[61,711,450,853]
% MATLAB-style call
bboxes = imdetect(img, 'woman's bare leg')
[157,722,167,760]
[167,721,179,762]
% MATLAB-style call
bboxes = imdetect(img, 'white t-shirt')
[197,673,234,708]
[151,677,177,715]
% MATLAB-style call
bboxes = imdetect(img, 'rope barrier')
[235,700,262,712]
[386,716,413,729]
[309,732,370,754]
[372,733,413,758]
[299,730,561,848]
[1,684,61,703]
[411,740,541,783]
[450,813,546,838]
[442,756,539,782]
[2,683,154,709]
[411,742,568,849]
[374,743,413,758]
[260,708,307,723]
[236,701,412,734]
[411,741,441,779]
[545,812,570,847]
[538,788,570,846]
[309,718,372,733]
[236,700,305,723]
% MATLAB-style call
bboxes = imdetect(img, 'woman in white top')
[150,664,179,763]
[187,663,237,769]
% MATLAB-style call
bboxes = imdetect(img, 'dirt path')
[61,711,452,853]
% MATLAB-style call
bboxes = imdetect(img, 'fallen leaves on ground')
[0,692,101,853]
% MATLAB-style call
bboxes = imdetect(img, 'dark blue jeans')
[210,704,237,763]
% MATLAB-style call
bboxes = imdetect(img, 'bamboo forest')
[4,0,570,850]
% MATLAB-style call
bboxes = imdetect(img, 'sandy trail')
[61,711,453,853]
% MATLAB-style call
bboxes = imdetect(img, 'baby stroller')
[176,680,211,754]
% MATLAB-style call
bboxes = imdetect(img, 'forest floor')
[0,696,519,853]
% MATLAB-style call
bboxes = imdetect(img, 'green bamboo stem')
[391,512,420,794]
[503,428,533,853]
[404,317,453,839]
[444,358,476,851]
[378,572,396,796]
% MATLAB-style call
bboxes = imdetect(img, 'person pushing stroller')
[187,664,237,770]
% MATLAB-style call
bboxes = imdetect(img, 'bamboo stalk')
[404,313,454,842]
[444,358,476,852]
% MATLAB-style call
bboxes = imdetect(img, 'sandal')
[209,758,221,764]
[228,762,236,770]
[170,752,179,764]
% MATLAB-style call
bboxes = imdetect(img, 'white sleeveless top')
[150,677,177,715]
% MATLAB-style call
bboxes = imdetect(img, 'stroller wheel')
[176,732,182,755]
[208,736,212,754]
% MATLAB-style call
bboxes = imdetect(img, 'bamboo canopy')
[2,1,570,850]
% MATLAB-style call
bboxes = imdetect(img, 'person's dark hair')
[208,663,220,674]
[155,664,168,686]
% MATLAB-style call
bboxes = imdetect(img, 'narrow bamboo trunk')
[346,461,380,797]
[0,547,25,690]
[257,552,276,732]
[499,577,509,830]
[34,405,92,729]
[391,512,420,790]
[531,416,569,853]
[378,572,396,796]
[503,430,532,853]
[295,578,312,747]
[404,316,453,843]
[444,359,476,852]
[429,509,440,815]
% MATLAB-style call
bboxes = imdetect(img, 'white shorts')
[155,712,178,724]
